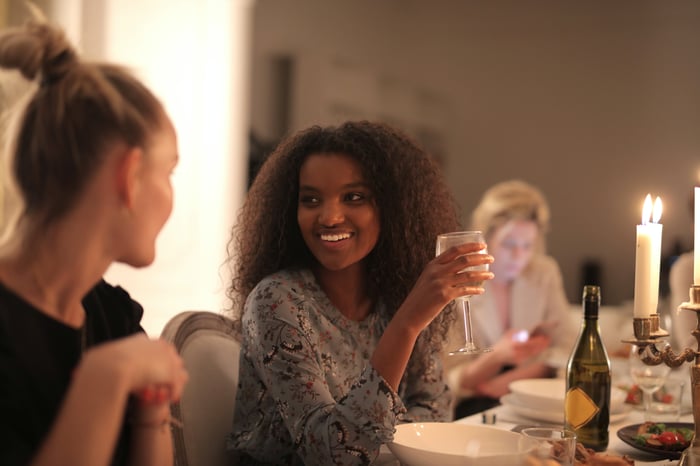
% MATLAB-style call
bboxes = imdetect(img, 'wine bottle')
[564,285,611,451]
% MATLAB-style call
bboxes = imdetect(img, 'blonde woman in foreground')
[0,12,187,466]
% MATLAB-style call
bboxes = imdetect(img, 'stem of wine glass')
[460,297,477,351]
[642,389,656,422]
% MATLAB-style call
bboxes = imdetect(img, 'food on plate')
[522,442,634,466]
[619,384,642,405]
[619,384,676,406]
[632,422,694,451]
[574,443,634,465]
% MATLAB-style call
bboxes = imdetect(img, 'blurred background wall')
[248,0,700,307]
[3,0,699,333]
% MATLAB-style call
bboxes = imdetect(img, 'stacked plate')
[500,378,629,424]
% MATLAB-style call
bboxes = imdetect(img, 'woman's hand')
[395,241,494,334]
[493,329,552,366]
[80,334,189,404]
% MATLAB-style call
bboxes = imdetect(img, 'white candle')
[694,187,700,285]
[633,195,663,318]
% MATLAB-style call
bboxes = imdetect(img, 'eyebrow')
[299,181,370,191]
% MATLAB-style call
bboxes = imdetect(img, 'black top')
[0,280,144,466]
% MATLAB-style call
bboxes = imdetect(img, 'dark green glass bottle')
[564,285,611,451]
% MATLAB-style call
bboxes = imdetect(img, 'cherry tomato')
[658,431,680,446]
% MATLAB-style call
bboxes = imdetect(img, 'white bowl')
[387,422,530,466]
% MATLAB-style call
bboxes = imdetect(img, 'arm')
[475,360,554,399]
[399,345,452,422]
[127,403,174,466]
[372,242,494,390]
[455,328,551,392]
[28,356,131,466]
[29,336,186,466]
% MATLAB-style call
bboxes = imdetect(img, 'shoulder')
[524,254,562,279]
[0,283,25,340]
[248,269,314,301]
[244,269,320,323]
[85,280,144,333]
[529,254,560,270]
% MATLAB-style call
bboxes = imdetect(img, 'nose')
[318,200,344,226]
[510,245,524,259]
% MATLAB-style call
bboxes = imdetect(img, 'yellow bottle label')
[565,387,599,429]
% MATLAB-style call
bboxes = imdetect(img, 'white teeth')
[320,233,351,242]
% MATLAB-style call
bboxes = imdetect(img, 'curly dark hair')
[227,121,462,351]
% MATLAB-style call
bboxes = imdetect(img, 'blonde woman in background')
[446,180,577,419]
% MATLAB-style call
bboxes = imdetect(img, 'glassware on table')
[647,378,685,422]
[436,230,491,355]
[519,427,577,466]
[629,343,672,422]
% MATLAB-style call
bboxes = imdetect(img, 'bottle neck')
[583,301,599,319]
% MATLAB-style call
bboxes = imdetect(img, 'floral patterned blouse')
[227,268,450,465]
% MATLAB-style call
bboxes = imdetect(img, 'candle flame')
[641,194,663,224]
[653,196,663,223]
[642,194,652,224]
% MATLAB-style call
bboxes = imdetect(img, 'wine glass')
[436,231,491,355]
[629,343,671,421]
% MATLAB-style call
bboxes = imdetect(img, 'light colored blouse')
[445,254,577,398]
[227,268,450,465]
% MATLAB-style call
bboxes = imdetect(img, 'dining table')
[376,362,693,465]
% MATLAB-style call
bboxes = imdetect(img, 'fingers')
[137,372,188,406]
[451,270,494,296]
[121,337,189,403]
[440,251,493,275]
[144,341,188,404]
[81,336,189,406]
[168,361,189,402]
[428,250,494,303]
[436,242,490,264]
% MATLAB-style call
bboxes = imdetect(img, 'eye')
[299,194,320,206]
[345,192,367,203]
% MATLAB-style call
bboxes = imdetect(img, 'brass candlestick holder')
[627,285,700,466]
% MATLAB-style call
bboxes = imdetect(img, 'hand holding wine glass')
[436,230,492,355]
[629,343,671,421]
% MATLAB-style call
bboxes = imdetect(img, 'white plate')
[508,378,564,412]
[508,378,627,413]
[501,393,630,425]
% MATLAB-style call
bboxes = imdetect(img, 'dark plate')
[617,422,693,460]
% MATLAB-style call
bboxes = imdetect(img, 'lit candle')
[633,194,663,318]
[695,187,700,285]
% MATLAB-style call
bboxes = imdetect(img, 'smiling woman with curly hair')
[226,121,494,466]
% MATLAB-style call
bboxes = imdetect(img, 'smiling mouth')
[320,232,352,242]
